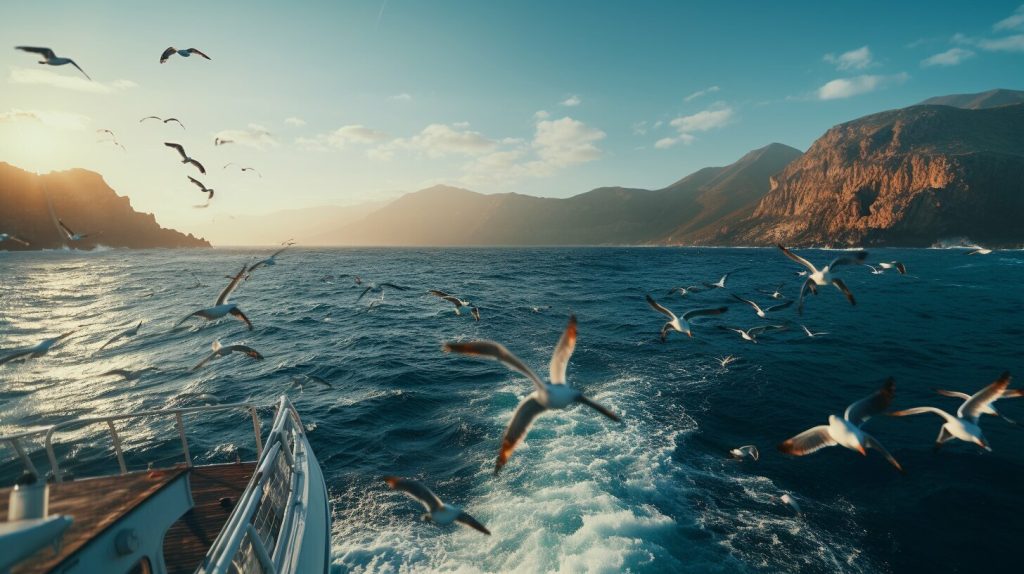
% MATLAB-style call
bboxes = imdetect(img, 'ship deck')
[0,462,256,574]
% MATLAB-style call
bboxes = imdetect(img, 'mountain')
[918,88,1024,110]
[186,202,389,246]
[712,95,1024,247]
[327,143,802,246]
[0,163,209,250]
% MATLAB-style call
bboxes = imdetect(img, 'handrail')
[1,402,264,482]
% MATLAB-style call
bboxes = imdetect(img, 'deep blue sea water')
[1,247,1022,573]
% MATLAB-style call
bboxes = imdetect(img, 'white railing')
[0,403,264,483]
[200,396,315,574]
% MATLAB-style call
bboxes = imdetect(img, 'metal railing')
[0,403,263,482]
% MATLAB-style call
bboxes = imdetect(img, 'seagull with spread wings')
[57,219,90,241]
[160,47,211,63]
[191,340,263,370]
[383,477,490,535]
[356,282,409,302]
[187,176,214,205]
[97,321,143,352]
[777,244,867,314]
[174,264,254,330]
[935,385,1024,426]
[730,293,793,318]
[645,294,727,341]
[165,142,206,174]
[0,233,30,247]
[429,290,479,320]
[0,332,76,367]
[15,46,90,79]
[718,324,786,343]
[140,116,185,129]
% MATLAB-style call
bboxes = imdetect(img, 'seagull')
[429,290,478,320]
[800,324,829,338]
[444,315,621,474]
[645,294,727,341]
[878,261,907,275]
[352,275,363,286]
[290,374,332,390]
[729,445,759,461]
[863,264,885,275]
[187,176,214,202]
[192,340,264,370]
[97,321,142,352]
[0,332,75,367]
[965,247,992,256]
[247,246,289,277]
[356,282,409,302]
[758,284,786,299]
[780,493,802,515]
[15,46,90,79]
[730,294,793,318]
[164,142,206,174]
[530,305,550,313]
[935,387,1024,426]
[889,372,1014,451]
[174,264,253,330]
[160,47,211,64]
[187,271,206,288]
[778,378,903,473]
[667,285,703,297]
[140,116,185,129]
[704,273,730,290]
[777,244,867,314]
[57,219,90,241]
[383,477,490,535]
[96,129,126,151]
[0,233,30,246]
[223,163,262,177]
[716,355,739,368]
[718,324,786,343]
[214,138,233,146]
[101,367,159,381]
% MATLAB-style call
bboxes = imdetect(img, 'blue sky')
[0,0,1021,232]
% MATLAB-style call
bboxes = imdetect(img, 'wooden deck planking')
[0,468,188,574]
[162,462,257,574]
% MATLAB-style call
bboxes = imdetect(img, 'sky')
[0,0,1022,234]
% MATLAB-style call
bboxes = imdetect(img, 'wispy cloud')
[977,34,1024,52]
[816,73,907,100]
[284,116,306,127]
[683,85,720,102]
[560,94,582,107]
[213,124,279,149]
[388,93,413,102]
[656,104,733,148]
[921,47,975,67]
[534,110,550,120]
[9,67,138,94]
[0,108,90,130]
[372,123,496,160]
[994,5,1024,31]
[823,46,874,71]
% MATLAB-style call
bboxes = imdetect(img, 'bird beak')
[686,332,693,338]
[857,445,867,456]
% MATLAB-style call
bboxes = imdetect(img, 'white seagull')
[667,285,703,297]
[716,355,739,368]
[965,247,992,256]
[57,219,90,241]
[878,261,907,275]
[935,386,1024,426]
[645,294,727,341]
[97,320,143,352]
[0,233,30,246]
[0,332,76,367]
[192,340,264,370]
[429,290,479,320]
[444,315,621,474]
[800,324,829,338]
[174,264,253,330]
[777,244,867,314]
[704,273,730,289]
[356,282,409,302]
[729,445,759,461]
[160,47,211,63]
[140,116,185,129]
[165,142,206,174]
[731,293,793,318]
[778,378,903,473]
[758,284,786,299]
[889,372,1014,451]
[247,246,289,277]
[863,264,885,275]
[718,324,785,343]
[780,493,802,515]
[15,46,90,79]
[383,477,490,535]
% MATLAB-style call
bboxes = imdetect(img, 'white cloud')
[683,85,720,102]
[669,106,734,133]
[534,110,550,120]
[532,117,605,167]
[823,46,874,71]
[328,124,389,147]
[388,93,413,102]
[9,67,138,94]
[213,124,279,149]
[0,108,90,130]
[921,47,975,67]
[373,123,496,159]
[284,116,306,127]
[560,95,582,107]
[977,34,1024,52]
[816,73,907,100]
[994,5,1024,31]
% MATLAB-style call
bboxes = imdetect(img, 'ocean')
[1,247,1021,573]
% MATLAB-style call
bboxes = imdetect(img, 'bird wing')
[0,349,34,366]
[164,142,187,158]
[764,300,793,313]
[57,219,75,239]
[470,306,480,321]
[379,283,408,291]
[217,264,247,305]
[187,48,211,60]
[645,295,676,321]
[229,308,254,330]
[443,341,545,393]
[191,350,220,371]
[576,395,620,422]
[958,371,1012,423]
[935,389,971,400]
[777,244,817,273]
[682,306,728,321]
[888,406,957,424]
[832,278,856,306]
[187,158,207,174]
[844,377,895,427]
[355,286,373,302]
[828,252,868,268]
[548,315,577,385]
[222,344,262,360]
[8,235,30,246]
[748,324,785,336]
[730,293,760,313]
[187,176,205,190]
[17,46,56,59]
[778,426,837,456]
[495,395,546,474]
[383,477,443,512]
[140,116,161,122]
[67,59,90,80]
[160,47,176,63]
[164,118,185,129]
[454,512,491,535]
[863,433,904,473]
[98,331,126,351]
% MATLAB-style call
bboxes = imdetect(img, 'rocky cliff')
[0,163,209,250]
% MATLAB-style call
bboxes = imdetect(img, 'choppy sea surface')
[1,247,1022,573]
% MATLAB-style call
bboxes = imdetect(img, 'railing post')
[10,438,40,477]
[245,524,276,573]
[250,407,263,458]
[175,413,192,467]
[45,432,62,484]
[107,421,128,475]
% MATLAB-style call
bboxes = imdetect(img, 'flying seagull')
[160,47,211,63]
[800,324,829,338]
[730,294,793,318]
[192,340,263,370]
[0,332,75,367]
[863,264,885,275]
[780,494,802,515]
[965,247,992,256]
[667,285,703,297]
[777,244,867,314]
[174,264,253,330]
[0,233,30,246]
[247,246,290,278]
[704,273,730,290]
[214,137,234,146]
[223,163,262,177]
[729,445,759,461]
[165,142,206,174]
[645,294,727,341]
[15,46,90,79]
[716,355,739,368]
[140,116,185,129]
[778,378,903,473]
[290,374,332,391]
[383,477,490,535]
[878,261,907,275]
[429,290,479,320]
[57,219,89,241]
[356,282,409,302]
[935,387,1024,426]
[889,371,1014,451]
[444,315,621,474]
[187,176,214,201]
[718,324,785,343]
[97,321,143,352]
[758,284,786,299]
[101,367,159,381]
[96,129,126,151]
